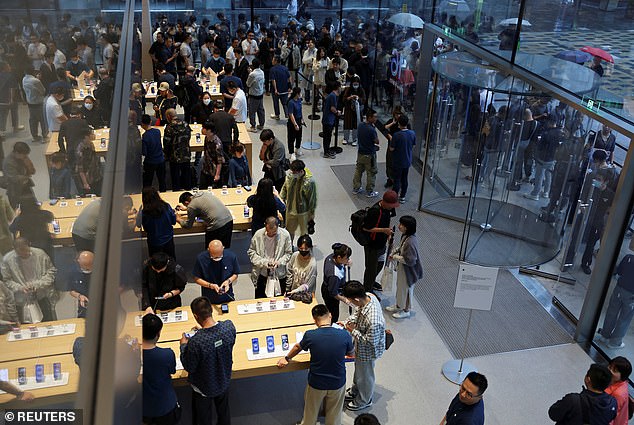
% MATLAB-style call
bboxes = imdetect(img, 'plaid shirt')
[346,293,386,361]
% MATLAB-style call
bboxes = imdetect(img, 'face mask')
[203,98,211,106]
[291,173,301,179]
[352,84,359,89]
[84,103,93,110]
[299,250,310,257]
[72,59,79,64]
[80,269,92,274]
[211,256,223,262]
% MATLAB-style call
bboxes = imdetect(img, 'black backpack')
[350,203,380,246]
[173,84,190,108]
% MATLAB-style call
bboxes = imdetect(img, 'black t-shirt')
[363,202,396,249]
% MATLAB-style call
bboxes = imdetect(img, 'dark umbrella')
[555,50,593,64]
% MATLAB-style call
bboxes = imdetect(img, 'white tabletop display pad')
[7,324,77,342]
[237,300,295,315]
[134,311,189,326]
[0,373,70,392]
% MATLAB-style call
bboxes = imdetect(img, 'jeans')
[392,167,410,198]
[480,148,499,185]
[349,358,376,406]
[322,123,334,154]
[353,153,377,192]
[192,389,230,425]
[287,121,302,154]
[344,129,357,144]
[143,161,167,192]
[247,95,265,127]
[600,285,634,346]
[363,245,386,293]
[169,161,191,191]
[272,92,288,117]
[27,103,48,140]
[512,139,532,183]
[530,159,555,196]
[300,384,345,425]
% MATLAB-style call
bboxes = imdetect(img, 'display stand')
[442,263,498,384]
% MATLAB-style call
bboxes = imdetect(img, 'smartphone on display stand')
[266,335,275,353]
[35,364,44,383]
[17,367,26,385]
[221,304,229,314]
[251,338,260,354]
[53,363,62,381]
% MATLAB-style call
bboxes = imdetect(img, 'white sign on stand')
[453,263,499,311]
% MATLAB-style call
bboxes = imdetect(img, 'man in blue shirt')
[141,114,166,192]
[353,109,380,198]
[322,81,342,159]
[441,371,487,425]
[142,313,180,424]
[277,304,354,425]
[192,240,240,304]
[389,115,416,203]
[65,51,93,85]
[180,297,236,425]
[219,63,244,110]
[269,55,291,120]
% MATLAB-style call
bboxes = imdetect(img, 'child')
[49,152,71,199]
[228,143,251,188]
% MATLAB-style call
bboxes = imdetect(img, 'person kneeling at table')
[142,252,187,314]
[193,240,239,304]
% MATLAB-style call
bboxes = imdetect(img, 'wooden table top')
[0,319,85,363]
[0,354,80,406]
[159,323,314,381]
[123,297,317,344]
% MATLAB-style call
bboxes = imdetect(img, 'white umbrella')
[498,18,532,27]
[388,13,425,29]
[438,0,471,20]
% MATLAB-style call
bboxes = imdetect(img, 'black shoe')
[373,282,383,292]
[384,179,393,188]
[581,265,592,275]
[507,183,521,191]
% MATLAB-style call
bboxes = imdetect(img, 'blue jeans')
[530,159,555,196]
[392,166,410,198]
[350,358,376,406]
[600,285,634,346]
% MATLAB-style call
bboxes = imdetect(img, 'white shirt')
[45,95,64,132]
[226,46,236,67]
[102,43,114,70]
[53,50,67,70]
[27,42,47,69]
[231,89,247,123]
[241,39,258,64]
[180,42,193,67]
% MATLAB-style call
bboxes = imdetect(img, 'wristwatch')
[284,355,291,362]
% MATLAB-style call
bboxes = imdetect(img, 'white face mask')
[352,84,359,89]
[84,103,93,110]
[203,98,211,106]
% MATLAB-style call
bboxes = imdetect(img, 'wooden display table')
[0,354,80,406]
[0,319,85,363]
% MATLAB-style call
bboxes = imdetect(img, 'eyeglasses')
[459,384,481,399]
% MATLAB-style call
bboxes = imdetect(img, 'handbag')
[265,274,282,298]
[379,260,395,293]
[23,294,43,324]
[385,329,394,350]
[288,291,313,304]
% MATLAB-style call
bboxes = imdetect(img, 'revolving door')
[420,51,625,291]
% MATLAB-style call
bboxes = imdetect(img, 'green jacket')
[280,168,317,217]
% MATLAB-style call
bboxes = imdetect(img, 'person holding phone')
[321,243,352,322]
[192,240,239,305]
[142,252,187,314]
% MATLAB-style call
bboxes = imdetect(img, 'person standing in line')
[362,190,399,295]
[280,159,317,240]
[22,67,48,144]
[180,297,236,425]
[382,106,405,188]
[141,114,167,192]
[246,58,266,132]
[549,364,616,424]
[192,240,240,305]
[341,281,385,411]
[176,191,234,249]
[241,30,259,65]
[322,243,352,322]
[287,87,305,159]
[440,371,487,425]
[389,115,416,204]
[136,186,177,259]
[142,313,181,425]
[597,252,634,349]
[259,129,288,191]
[386,215,423,319]
[322,81,342,159]
[605,357,631,425]
[269,55,291,121]
[352,109,379,198]
[247,216,293,298]
[342,76,365,147]
[277,304,354,425]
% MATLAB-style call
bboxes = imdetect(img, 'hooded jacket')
[280,167,317,218]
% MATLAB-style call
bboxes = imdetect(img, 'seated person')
[1,238,57,322]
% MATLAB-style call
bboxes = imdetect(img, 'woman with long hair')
[342,75,366,146]
[246,178,286,234]
[386,215,423,319]
[136,186,176,259]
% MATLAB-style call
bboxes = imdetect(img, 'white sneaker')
[351,140,358,147]
[342,139,349,145]
[385,305,400,313]
[290,154,296,162]
[393,311,411,319]
[295,148,303,157]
